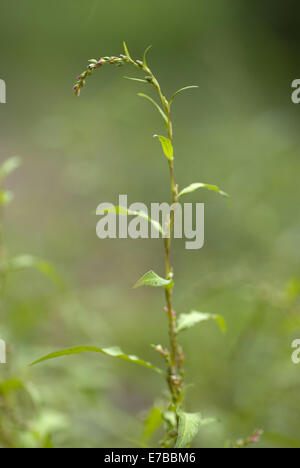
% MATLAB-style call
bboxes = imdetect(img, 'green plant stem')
[150,73,183,410]
[130,59,184,411]
[73,49,186,440]
[127,59,184,406]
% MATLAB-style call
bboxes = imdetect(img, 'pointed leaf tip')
[170,86,199,105]
[133,270,173,289]
[124,76,148,83]
[138,93,168,125]
[154,135,174,161]
[178,183,229,200]
[177,311,226,334]
[143,45,152,67]
[123,41,132,60]
[30,345,163,374]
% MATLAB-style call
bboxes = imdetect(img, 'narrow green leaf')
[142,407,163,444]
[97,205,163,235]
[143,45,152,67]
[0,156,21,180]
[177,311,226,334]
[124,76,148,83]
[133,270,173,289]
[175,411,216,448]
[178,183,229,199]
[170,86,199,105]
[0,190,14,205]
[7,255,63,289]
[137,93,168,125]
[30,345,162,374]
[123,41,132,60]
[153,135,173,161]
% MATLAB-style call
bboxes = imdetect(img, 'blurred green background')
[0,0,300,448]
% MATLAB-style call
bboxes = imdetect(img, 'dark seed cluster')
[72,54,147,96]
[72,56,127,96]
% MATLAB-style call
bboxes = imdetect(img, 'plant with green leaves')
[32,43,229,448]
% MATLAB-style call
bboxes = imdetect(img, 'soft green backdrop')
[0,0,300,447]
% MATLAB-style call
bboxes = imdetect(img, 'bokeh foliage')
[0,0,300,447]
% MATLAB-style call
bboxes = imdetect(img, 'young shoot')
[32,43,230,448]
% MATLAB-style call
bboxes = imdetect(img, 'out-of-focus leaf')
[30,346,163,374]
[143,45,152,67]
[284,277,300,302]
[175,411,216,448]
[178,183,229,200]
[138,93,168,125]
[0,156,21,179]
[0,190,13,205]
[30,410,69,439]
[177,311,226,334]
[169,86,198,105]
[153,135,173,161]
[142,407,163,444]
[133,270,173,289]
[123,41,132,60]
[0,378,23,395]
[163,410,177,428]
[97,205,162,234]
[7,255,63,289]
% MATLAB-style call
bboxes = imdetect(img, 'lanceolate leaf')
[177,311,226,334]
[123,41,132,60]
[169,86,199,105]
[154,135,173,161]
[124,76,148,83]
[97,206,163,235]
[133,270,173,289]
[175,411,216,448]
[7,255,63,289]
[30,346,163,374]
[143,45,152,67]
[178,183,229,200]
[137,93,168,125]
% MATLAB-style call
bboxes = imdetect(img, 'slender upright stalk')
[33,43,229,448]
[72,45,190,445]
